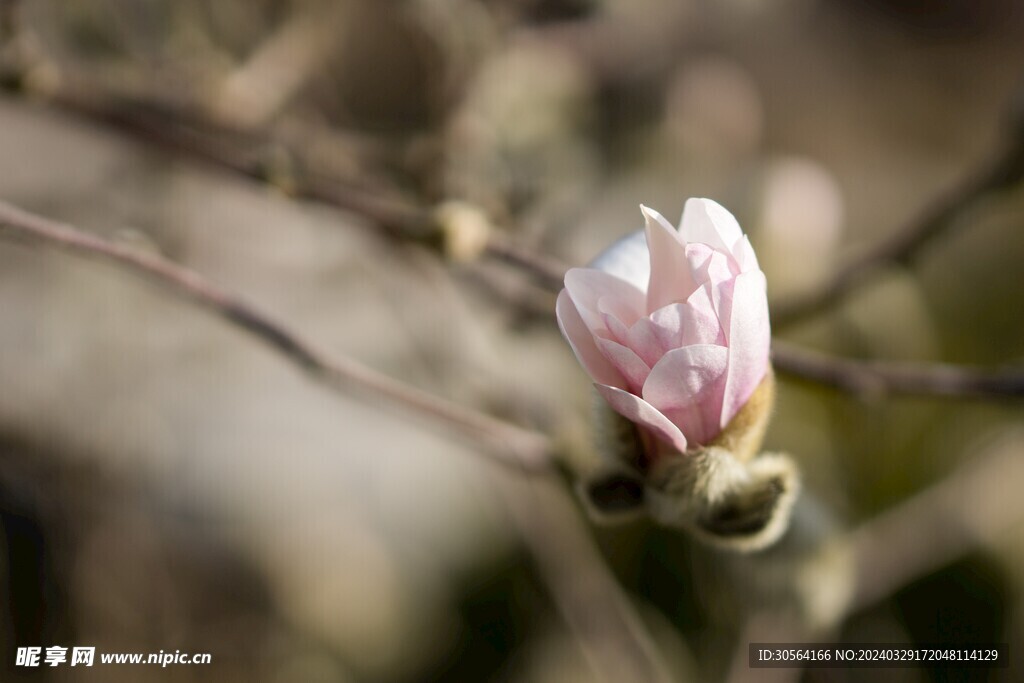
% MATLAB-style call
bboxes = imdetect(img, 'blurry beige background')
[2,0,1024,681]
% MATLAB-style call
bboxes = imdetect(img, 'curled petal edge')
[594,383,689,454]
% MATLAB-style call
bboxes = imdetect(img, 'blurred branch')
[0,198,552,471]
[483,229,569,292]
[6,70,1024,403]
[0,197,678,682]
[771,341,1024,400]
[848,433,1024,612]
[725,435,1024,680]
[19,74,428,233]
[209,1,348,130]
[498,475,676,683]
[0,70,568,282]
[772,98,1024,327]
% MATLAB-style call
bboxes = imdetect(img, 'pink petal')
[595,338,651,394]
[594,383,688,454]
[599,308,631,347]
[599,298,664,366]
[564,267,646,332]
[642,205,697,312]
[719,270,771,427]
[623,317,665,367]
[679,197,743,255]
[685,285,726,342]
[643,344,729,445]
[596,292,645,330]
[685,243,732,288]
[556,289,628,389]
[649,293,725,350]
[685,244,735,323]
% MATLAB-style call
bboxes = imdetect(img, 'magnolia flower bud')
[558,198,798,549]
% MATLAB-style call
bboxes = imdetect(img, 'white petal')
[589,229,650,292]
[679,197,743,255]
[564,267,646,332]
[686,243,732,288]
[643,204,698,312]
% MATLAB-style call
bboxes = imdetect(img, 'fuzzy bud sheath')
[558,199,798,551]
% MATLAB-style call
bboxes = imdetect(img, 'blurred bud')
[435,200,492,263]
[755,157,844,299]
[664,58,764,159]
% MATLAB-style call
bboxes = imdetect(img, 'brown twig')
[29,76,432,236]
[771,341,1024,400]
[771,105,1024,327]
[7,73,1024,403]
[0,197,680,682]
[0,198,552,470]
[482,229,570,292]
[2,71,565,282]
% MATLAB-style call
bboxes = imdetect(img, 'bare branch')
[771,341,1024,400]
[0,197,681,682]
[0,198,552,470]
[771,104,1024,327]
[2,71,567,285]
[483,230,570,292]
[7,74,1024,403]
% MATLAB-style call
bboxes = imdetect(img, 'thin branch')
[483,230,570,292]
[30,76,432,235]
[1,72,566,283]
[0,198,678,682]
[771,105,1024,327]
[7,74,1024,403]
[497,475,677,683]
[0,198,552,471]
[848,432,1024,612]
[771,341,1024,400]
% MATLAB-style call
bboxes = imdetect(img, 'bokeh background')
[2,0,1024,681]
